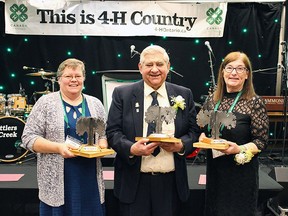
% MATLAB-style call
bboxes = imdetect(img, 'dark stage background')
[0,2,287,215]
[0,2,284,105]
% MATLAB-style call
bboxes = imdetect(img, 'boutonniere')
[171,95,186,111]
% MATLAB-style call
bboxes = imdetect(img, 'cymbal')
[26,71,56,76]
[34,90,51,95]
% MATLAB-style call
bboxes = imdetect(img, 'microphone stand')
[208,50,216,93]
[170,69,183,78]
[252,67,278,73]
[281,42,288,165]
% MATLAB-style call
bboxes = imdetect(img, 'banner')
[5,1,228,38]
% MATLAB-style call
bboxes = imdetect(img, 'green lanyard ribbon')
[208,91,242,136]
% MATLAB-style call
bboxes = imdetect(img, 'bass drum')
[0,116,28,162]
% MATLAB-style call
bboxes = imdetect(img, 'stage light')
[242,28,248,33]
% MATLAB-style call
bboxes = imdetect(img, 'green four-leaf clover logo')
[206,7,223,25]
[10,4,28,22]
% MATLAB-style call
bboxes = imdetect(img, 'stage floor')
[0,161,284,216]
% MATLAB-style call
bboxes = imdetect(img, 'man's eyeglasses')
[224,66,248,74]
[60,75,84,81]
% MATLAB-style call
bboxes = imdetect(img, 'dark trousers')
[119,171,180,216]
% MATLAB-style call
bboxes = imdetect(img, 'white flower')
[234,150,254,165]
[171,95,186,111]
[234,152,246,165]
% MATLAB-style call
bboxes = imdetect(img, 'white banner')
[5,1,228,38]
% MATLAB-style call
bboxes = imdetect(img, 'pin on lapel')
[135,102,139,113]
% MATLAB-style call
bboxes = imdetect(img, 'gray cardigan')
[21,91,106,207]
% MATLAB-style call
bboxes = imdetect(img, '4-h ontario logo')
[206,7,223,25]
[10,4,28,22]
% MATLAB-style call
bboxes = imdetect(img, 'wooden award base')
[135,134,181,143]
[70,145,115,158]
[193,137,229,150]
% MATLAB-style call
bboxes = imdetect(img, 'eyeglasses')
[224,66,248,74]
[60,75,84,81]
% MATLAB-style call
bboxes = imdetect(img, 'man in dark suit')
[106,45,200,216]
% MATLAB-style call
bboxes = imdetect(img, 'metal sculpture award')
[69,117,114,158]
[135,104,181,143]
[193,110,236,150]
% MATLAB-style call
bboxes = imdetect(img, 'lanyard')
[214,91,242,113]
[208,91,242,136]
[60,93,86,129]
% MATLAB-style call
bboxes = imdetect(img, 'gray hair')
[57,58,86,78]
[139,45,170,65]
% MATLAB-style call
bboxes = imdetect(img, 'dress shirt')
[141,82,175,173]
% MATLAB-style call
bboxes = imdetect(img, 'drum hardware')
[16,152,36,165]
[19,83,26,97]
[26,70,57,93]
[20,104,33,121]
[26,71,56,77]
[25,104,33,113]
[41,75,57,92]
[28,90,50,104]
[4,105,12,116]
[28,92,38,104]
[34,90,51,95]
[0,116,28,163]
[34,83,51,95]
[7,94,27,116]
[0,93,6,115]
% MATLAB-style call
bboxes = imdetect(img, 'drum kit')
[0,70,56,163]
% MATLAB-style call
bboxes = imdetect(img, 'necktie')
[147,91,160,156]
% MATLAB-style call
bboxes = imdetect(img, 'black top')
[201,92,269,216]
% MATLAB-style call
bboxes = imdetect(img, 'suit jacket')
[106,80,200,203]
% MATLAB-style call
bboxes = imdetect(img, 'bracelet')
[234,149,254,165]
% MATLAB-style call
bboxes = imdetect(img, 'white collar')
[144,82,166,98]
